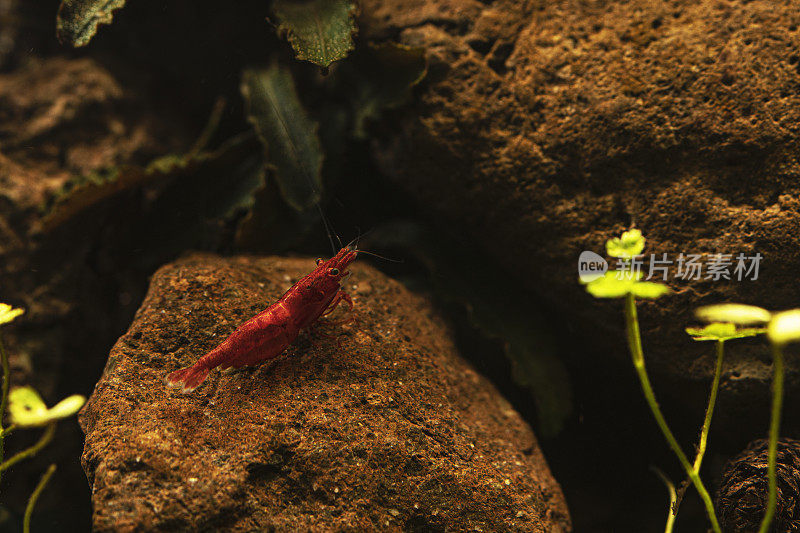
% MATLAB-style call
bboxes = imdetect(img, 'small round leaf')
[630,281,671,299]
[767,309,800,346]
[8,387,48,427]
[606,229,645,259]
[0,303,24,326]
[695,304,771,326]
[8,386,86,427]
[585,270,669,300]
[686,322,765,342]
[585,271,635,298]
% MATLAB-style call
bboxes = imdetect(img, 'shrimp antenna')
[346,226,377,250]
[352,249,404,263]
[316,203,341,255]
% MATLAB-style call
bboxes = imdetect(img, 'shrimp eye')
[329,268,340,276]
[315,258,323,265]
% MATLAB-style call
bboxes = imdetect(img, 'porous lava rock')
[360,0,800,434]
[80,254,571,532]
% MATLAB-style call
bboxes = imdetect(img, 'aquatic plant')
[0,303,85,533]
[695,304,800,533]
[583,230,768,532]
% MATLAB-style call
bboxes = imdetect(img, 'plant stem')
[693,340,725,473]
[0,331,9,485]
[0,423,56,474]
[624,294,721,533]
[651,466,677,533]
[758,343,785,533]
[23,463,56,533]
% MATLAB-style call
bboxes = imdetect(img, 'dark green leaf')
[347,43,427,139]
[41,153,205,233]
[241,65,323,211]
[272,0,357,68]
[56,0,126,47]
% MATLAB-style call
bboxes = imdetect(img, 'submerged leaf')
[348,43,427,139]
[630,281,671,299]
[585,270,670,299]
[56,0,127,47]
[8,386,85,427]
[242,65,323,211]
[128,133,268,257]
[767,309,800,346]
[686,322,765,342]
[272,0,357,68]
[606,228,645,259]
[695,304,771,326]
[0,303,24,326]
[40,153,207,233]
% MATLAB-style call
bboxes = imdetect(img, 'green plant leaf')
[585,271,636,298]
[272,0,357,68]
[630,281,671,299]
[241,65,323,211]
[585,271,669,299]
[40,153,208,233]
[0,303,24,326]
[686,322,765,342]
[128,134,268,256]
[56,0,127,47]
[8,387,85,427]
[767,309,800,346]
[47,395,87,419]
[348,43,427,139]
[606,228,645,258]
[695,304,771,326]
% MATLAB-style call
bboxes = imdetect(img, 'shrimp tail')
[166,363,210,393]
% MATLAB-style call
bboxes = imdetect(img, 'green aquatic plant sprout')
[685,323,764,478]
[606,228,645,259]
[0,302,86,533]
[760,308,800,533]
[650,466,677,533]
[584,229,724,532]
[694,303,796,533]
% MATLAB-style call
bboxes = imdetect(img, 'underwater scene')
[1,1,799,532]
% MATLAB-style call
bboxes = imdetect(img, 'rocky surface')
[716,438,800,532]
[80,254,570,532]
[360,0,800,435]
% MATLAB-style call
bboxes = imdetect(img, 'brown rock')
[716,438,800,532]
[80,254,570,532]
[360,0,800,430]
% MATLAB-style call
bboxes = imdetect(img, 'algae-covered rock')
[360,0,800,434]
[80,254,571,532]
